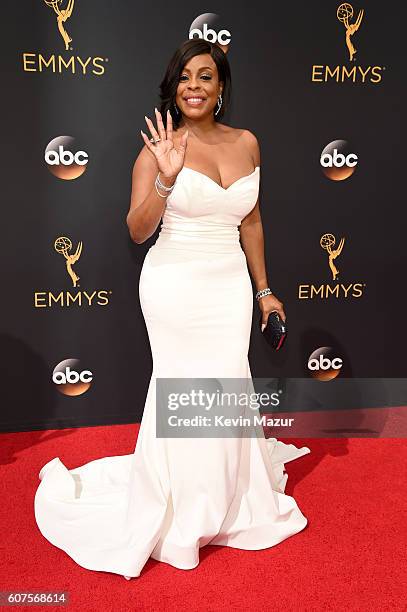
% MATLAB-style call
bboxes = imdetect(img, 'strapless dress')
[34,164,311,577]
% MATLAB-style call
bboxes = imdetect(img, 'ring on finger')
[149,137,162,144]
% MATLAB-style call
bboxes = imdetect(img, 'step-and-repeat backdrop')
[1,1,405,432]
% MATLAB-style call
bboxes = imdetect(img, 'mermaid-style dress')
[34,164,310,577]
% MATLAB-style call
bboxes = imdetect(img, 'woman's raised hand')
[141,108,188,179]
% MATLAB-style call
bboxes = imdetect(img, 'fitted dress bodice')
[154,165,260,253]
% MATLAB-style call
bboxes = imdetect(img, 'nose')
[187,76,201,90]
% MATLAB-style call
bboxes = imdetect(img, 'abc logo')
[320,140,358,181]
[308,347,343,381]
[189,13,231,51]
[52,359,93,396]
[45,136,89,180]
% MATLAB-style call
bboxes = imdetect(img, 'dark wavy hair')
[159,39,232,130]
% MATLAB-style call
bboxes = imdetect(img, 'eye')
[179,74,188,81]
[201,74,212,80]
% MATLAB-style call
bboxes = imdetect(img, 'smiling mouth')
[184,97,206,106]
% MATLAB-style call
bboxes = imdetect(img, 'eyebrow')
[182,66,214,72]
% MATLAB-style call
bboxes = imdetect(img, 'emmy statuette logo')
[55,236,82,287]
[320,234,345,281]
[337,3,364,62]
[43,0,75,51]
[298,234,366,300]
[21,1,107,76]
[311,3,383,84]
[33,237,112,308]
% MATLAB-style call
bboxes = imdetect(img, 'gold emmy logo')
[337,3,364,62]
[54,236,82,287]
[43,0,75,51]
[33,236,111,308]
[320,233,345,281]
[311,3,381,84]
[297,234,364,299]
[23,0,106,76]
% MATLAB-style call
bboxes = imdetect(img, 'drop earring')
[214,93,223,116]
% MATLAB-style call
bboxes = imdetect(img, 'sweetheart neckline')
[180,165,260,191]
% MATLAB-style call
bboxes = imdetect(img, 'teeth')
[186,98,204,102]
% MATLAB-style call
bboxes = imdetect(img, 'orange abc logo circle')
[308,347,343,380]
[52,359,93,396]
[320,140,358,181]
[189,13,231,52]
[45,136,89,180]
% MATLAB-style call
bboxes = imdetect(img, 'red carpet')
[1,426,406,611]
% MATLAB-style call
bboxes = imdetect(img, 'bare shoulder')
[240,129,259,148]
[239,129,260,162]
[219,124,259,150]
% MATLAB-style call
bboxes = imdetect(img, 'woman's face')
[175,53,223,121]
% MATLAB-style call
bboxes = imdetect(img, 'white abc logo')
[308,355,343,371]
[320,149,358,168]
[53,366,93,384]
[189,23,231,45]
[45,145,88,166]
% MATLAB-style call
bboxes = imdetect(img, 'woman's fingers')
[166,109,173,143]
[273,307,286,323]
[144,114,160,143]
[278,307,286,323]
[261,306,286,332]
[177,130,189,153]
[140,129,157,154]
[261,313,269,332]
[154,107,166,142]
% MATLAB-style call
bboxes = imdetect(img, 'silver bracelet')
[256,287,273,300]
[156,172,176,192]
[154,181,170,198]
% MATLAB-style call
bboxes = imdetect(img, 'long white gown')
[34,164,311,577]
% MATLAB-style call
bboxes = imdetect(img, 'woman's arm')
[239,130,286,325]
[240,200,269,291]
[127,109,187,244]
[126,144,175,244]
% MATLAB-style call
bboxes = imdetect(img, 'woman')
[34,39,310,580]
